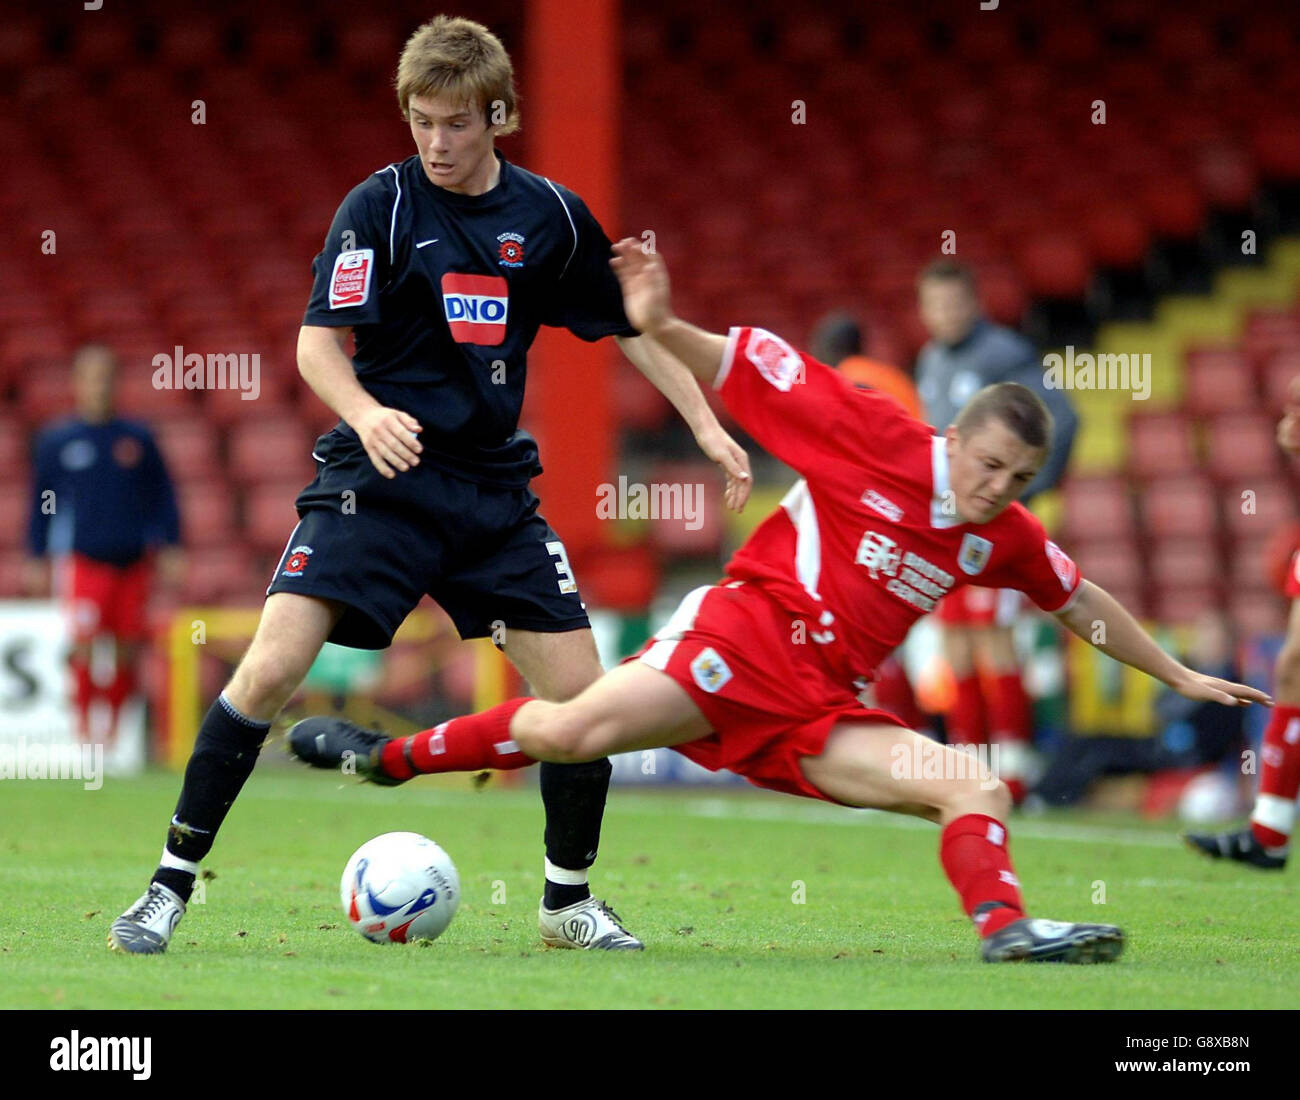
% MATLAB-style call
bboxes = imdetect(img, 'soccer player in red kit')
[292,241,1269,961]
[1188,377,1300,869]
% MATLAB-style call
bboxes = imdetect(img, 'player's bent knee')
[940,774,1011,821]
[514,701,589,764]
[231,650,308,713]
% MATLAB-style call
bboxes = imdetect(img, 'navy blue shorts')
[266,428,590,650]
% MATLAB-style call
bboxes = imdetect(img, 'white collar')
[930,435,964,529]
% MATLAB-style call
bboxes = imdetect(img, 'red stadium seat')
[178,480,237,548]
[1182,348,1259,415]
[179,546,257,605]
[1243,309,1300,360]
[113,368,198,421]
[1149,586,1221,626]
[18,369,75,424]
[1262,352,1300,412]
[1128,412,1198,479]
[1071,539,1143,591]
[0,484,28,549]
[1148,538,1221,590]
[0,550,29,598]
[1226,534,1276,592]
[1219,478,1298,538]
[1138,475,1219,539]
[1060,475,1136,541]
[243,482,305,554]
[227,416,316,487]
[1203,413,1281,481]
[642,462,724,558]
[154,419,221,482]
[1017,233,1092,299]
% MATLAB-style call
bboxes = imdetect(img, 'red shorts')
[625,581,908,804]
[58,553,152,643]
[935,585,1021,627]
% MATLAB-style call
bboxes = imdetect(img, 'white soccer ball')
[340,832,460,944]
[1177,772,1242,826]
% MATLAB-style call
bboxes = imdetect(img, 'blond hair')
[395,15,519,134]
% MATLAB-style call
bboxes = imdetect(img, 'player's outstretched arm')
[615,334,751,512]
[1054,580,1273,707]
[298,325,424,480]
[610,239,729,387]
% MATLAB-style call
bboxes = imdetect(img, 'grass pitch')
[3,766,1298,1009]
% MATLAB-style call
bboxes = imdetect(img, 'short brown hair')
[396,15,520,134]
[953,382,1052,450]
[917,258,977,294]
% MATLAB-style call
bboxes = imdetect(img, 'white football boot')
[539,897,644,950]
[108,883,186,954]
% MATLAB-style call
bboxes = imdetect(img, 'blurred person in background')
[812,310,926,728]
[1031,610,1245,808]
[915,260,1078,803]
[811,310,924,420]
[24,343,183,746]
[1188,378,1300,869]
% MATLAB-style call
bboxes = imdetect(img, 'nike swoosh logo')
[416,239,439,248]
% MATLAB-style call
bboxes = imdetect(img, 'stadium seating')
[4,0,1300,622]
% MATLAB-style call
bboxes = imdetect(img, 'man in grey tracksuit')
[915,259,1078,801]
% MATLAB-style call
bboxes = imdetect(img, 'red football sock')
[987,672,1031,743]
[947,673,986,746]
[987,671,1033,803]
[68,653,95,743]
[104,662,138,748]
[939,813,1026,937]
[873,656,924,728]
[1251,704,1300,849]
[381,697,536,780]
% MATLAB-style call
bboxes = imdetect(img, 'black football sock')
[540,758,611,910]
[149,693,270,904]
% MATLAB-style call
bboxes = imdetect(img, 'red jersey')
[715,326,1083,686]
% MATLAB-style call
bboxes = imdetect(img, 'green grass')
[3,766,1298,1009]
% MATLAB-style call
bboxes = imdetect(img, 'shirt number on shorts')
[546,540,578,595]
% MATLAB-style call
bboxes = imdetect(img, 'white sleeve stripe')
[542,178,579,278]
[384,164,402,266]
[1053,580,1084,615]
[714,326,743,390]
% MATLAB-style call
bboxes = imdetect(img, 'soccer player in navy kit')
[109,15,750,953]
[26,344,182,747]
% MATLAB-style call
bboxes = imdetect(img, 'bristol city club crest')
[957,533,994,575]
[690,648,732,694]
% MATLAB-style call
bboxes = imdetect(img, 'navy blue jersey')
[303,151,638,487]
[27,418,181,566]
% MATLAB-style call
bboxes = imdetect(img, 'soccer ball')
[1177,772,1242,826]
[340,832,460,944]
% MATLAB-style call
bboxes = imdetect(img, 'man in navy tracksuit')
[27,344,181,745]
[110,14,750,954]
